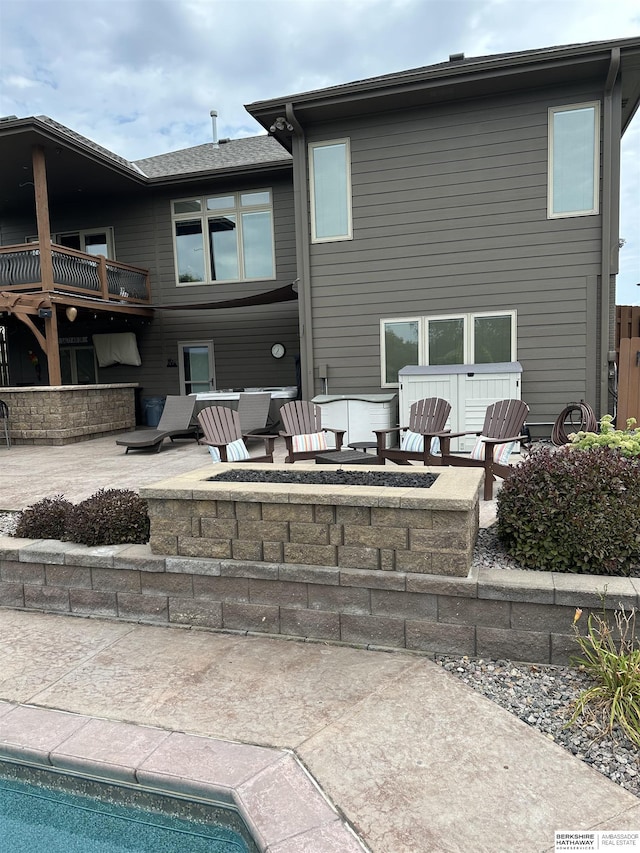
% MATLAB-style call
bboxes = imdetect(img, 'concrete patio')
[0,435,638,852]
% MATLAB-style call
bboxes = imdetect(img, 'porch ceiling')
[0,125,146,217]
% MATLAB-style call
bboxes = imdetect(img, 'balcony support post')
[32,145,54,292]
[44,306,62,385]
[97,255,109,300]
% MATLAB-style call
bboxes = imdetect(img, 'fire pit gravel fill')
[208,469,438,488]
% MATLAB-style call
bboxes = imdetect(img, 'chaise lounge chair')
[116,395,198,453]
[237,392,272,437]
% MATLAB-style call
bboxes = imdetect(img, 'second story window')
[27,228,116,258]
[309,140,352,242]
[172,191,275,284]
[548,102,600,218]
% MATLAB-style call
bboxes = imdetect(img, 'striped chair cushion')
[470,436,516,465]
[400,430,440,454]
[292,431,328,453]
[208,439,250,463]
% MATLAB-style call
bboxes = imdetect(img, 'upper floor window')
[27,228,115,258]
[380,311,516,386]
[172,190,275,284]
[309,140,352,242]
[548,102,600,218]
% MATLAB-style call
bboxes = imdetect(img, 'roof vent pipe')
[449,52,465,61]
[210,110,218,147]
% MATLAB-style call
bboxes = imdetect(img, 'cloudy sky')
[1,0,639,303]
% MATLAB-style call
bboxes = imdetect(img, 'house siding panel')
[303,82,605,425]
[1,174,299,398]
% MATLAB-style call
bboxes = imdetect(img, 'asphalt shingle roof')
[30,116,290,180]
[133,135,290,178]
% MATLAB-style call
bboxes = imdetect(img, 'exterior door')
[60,347,97,384]
[178,341,216,395]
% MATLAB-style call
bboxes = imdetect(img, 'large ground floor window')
[381,311,516,386]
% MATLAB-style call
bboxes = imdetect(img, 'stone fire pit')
[142,463,483,578]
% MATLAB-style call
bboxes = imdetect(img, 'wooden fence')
[616,306,640,426]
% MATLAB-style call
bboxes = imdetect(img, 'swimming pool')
[0,761,256,853]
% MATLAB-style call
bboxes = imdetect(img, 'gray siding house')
[1,36,639,432]
[247,37,640,426]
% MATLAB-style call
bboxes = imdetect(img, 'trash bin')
[143,396,166,428]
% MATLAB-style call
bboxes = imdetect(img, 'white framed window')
[309,139,352,242]
[171,191,275,285]
[381,317,421,386]
[26,228,116,258]
[380,311,516,386]
[178,341,216,394]
[548,102,600,218]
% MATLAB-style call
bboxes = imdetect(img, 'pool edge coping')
[0,701,368,853]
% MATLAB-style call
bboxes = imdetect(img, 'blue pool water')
[0,767,253,853]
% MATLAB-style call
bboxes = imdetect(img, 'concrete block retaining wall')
[144,464,483,579]
[1,535,638,665]
[1,384,137,444]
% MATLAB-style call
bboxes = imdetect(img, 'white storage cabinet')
[398,362,523,452]
[312,394,398,448]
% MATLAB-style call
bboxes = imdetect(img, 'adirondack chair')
[440,399,529,500]
[197,405,276,462]
[116,396,197,453]
[374,397,451,466]
[279,400,346,462]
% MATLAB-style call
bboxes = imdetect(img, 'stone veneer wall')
[144,465,483,579]
[0,384,137,445]
[148,500,480,578]
[1,534,638,665]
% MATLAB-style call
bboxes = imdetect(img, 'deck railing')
[0,243,150,303]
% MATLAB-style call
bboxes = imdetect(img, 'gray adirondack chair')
[440,398,529,500]
[279,400,345,462]
[198,405,276,462]
[374,397,451,466]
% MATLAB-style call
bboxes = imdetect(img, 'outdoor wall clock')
[271,343,286,359]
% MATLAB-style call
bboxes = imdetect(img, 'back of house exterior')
[1,35,639,437]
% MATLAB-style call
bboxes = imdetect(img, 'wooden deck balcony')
[0,242,151,305]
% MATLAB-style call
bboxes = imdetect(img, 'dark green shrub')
[13,495,73,540]
[497,447,640,575]
[64,489,150,546]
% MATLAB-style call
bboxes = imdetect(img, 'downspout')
[599,47,621,417]
[285,102,315,401]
